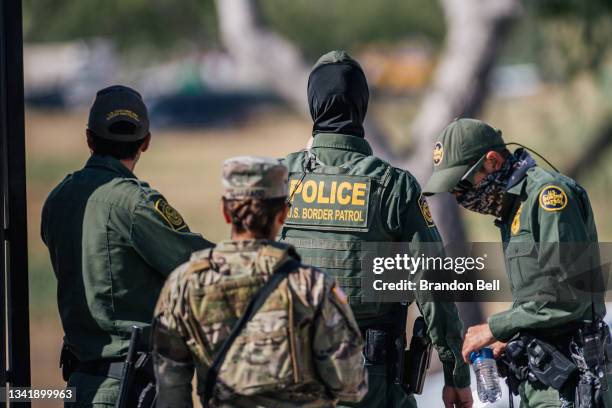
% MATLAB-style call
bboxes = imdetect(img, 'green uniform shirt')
[41,155,213,361]
[282,133,470,388]
[488,166,605,342]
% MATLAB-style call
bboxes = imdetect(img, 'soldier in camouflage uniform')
[153,156,367,408]
[424,118,611,408]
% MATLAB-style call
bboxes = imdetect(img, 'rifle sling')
[202,259,300,407]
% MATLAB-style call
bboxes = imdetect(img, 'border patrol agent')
[423,118,612,408]
[281,50,472,407]
[41,85,213,407]
[152,156,367,407]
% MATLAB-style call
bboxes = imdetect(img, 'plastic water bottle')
[470,348,502,403]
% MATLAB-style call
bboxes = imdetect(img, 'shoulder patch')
[433,142,444,166]
[511,203,523,235]
[154,198,188,230]
[538,185,568,212]
[418,194,435,227]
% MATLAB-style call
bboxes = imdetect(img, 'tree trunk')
[214,0,310,116]
[407,0,521,245]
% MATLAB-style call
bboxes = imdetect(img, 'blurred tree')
[259,0,445,59]
[22,0,444,57]
[22,0,218,50]
[525,0,612,180]
[408,0,521,243]
[532,0,612,79]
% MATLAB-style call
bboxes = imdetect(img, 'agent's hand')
[491,341,507,358]
[461,323,495,363]
[442,385,473,408]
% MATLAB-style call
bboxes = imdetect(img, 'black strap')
[202,259,300,407]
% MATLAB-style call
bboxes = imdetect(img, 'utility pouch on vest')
[580,321,610,388]
[59,344,79,382]
[398,316,432,395]
[526,337,577,390]
[364,328,388,365]
[572,320,611,407]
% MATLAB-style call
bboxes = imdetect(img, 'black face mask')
[455,166,512,217]
[307,62,369,138]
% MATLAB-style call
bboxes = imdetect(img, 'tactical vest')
[174,243,326,401]
[281,150,398,324]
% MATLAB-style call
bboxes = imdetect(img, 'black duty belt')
[521,324,584,344]
[76,358,125,380]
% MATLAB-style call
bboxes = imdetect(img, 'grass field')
[25,77,612,406]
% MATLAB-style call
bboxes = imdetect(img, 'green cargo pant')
[65,372,120,407]
[337,364,417,408]
[518,374,612,408]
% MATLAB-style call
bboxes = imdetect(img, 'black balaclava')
[307,50,369,138]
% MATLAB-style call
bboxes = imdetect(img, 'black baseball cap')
[87,85,149,142]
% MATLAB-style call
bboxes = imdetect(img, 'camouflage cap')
[222,156,288,200]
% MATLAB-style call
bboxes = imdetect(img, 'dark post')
[0,1,32,407]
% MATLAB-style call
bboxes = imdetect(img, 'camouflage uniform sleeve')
[130,187,213,276]
[312,275,368,402]
[152,264,196,408]
[384,170,470,388]
[488,182,594,341]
